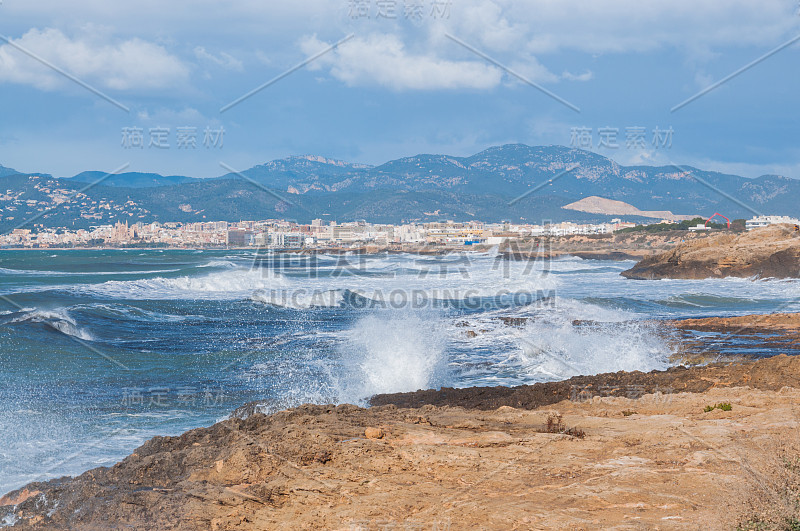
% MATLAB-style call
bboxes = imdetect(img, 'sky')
[0,0,798,179]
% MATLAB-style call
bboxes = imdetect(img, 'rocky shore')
[2,349,799,529]
[3,312,800,529]
[621,225,800,279]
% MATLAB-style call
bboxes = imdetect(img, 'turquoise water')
[1,249,798,494]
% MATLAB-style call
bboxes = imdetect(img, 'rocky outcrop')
[371,353,800,410]
[621,225,800,279]
[670,312,800,333]
[3,355,800,529]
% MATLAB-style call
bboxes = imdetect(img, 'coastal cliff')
[621,225,800,280]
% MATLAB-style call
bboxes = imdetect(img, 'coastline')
[0,229,695,259]
[3,314,800,529]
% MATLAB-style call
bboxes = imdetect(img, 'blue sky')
[0,0,798,179]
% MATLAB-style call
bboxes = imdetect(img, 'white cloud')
[505,56,559,84]
[133,106,208,125]
[562,70,593,82]
[687,158,800,180]
[453,0,797,56]
[0,28,190,91]
[300,33,504,90]
[3,2,797,96]
[4,1,797,58]
[193,46,243,71]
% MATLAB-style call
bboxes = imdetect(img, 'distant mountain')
[69,171,197,188]
[213,145,800,220]
[1,145,798,229]
[0,165,19,178]
[217,155,372,193]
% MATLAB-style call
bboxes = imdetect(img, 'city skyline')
[5,213,795,249]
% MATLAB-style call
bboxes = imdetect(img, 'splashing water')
[514,304,672,380]
[334,312,452,404]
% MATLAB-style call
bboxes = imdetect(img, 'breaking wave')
[512,301,672,380]
[75,267,288,300]
[1,308,94,341]
[333,312,452,404]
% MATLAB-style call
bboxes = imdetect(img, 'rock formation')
[621,225,800,279]
[3,355,800,529]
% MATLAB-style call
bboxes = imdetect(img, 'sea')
[1,248,799,495]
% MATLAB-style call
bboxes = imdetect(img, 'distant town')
[1,215,797,249]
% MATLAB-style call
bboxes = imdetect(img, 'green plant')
[704,403,733,413]
[622,410,636,417]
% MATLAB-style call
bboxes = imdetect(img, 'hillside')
[0,165,18,178]
[562,196,698,220]
[69,172,198,188]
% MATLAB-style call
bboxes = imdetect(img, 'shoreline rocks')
[4,314,800,529]
[621,225,800,279]
[3,355,800,529]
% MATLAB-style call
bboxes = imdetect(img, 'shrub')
[704,403,733,412]
[541,413,586,439]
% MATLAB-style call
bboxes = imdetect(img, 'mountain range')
[1,145,797,230]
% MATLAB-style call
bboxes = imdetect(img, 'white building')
[746,215,800,230]
[688,223,710,232]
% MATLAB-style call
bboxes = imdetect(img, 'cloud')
[193,46,243,71]
[505,56,559,84]
[562,70,593,82]
[452,0,797,56]
[134,106,208,125]
[299,33,503,90]
[687,158,800,180]
[5,1,797,58]
[0,28,190,91]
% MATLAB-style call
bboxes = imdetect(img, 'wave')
[70,303,196,323]
[250,288,345,309]
[0,266,184,277]
[249,286,557,312]
[444,298,670,384]
[196,260,238,269]
[512,302,670,380]
[1,308,94,341]
[333,312,452,404]
[656,294,763,309]
[75,267,289,300]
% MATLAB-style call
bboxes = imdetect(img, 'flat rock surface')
[621,225,800,279]
[670,312,800,333]
[3,355,800,530]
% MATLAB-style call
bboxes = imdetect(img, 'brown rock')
[364,427,384,439]
[0,488,40,507]
[3,354,800,529]
[621,225,800,279]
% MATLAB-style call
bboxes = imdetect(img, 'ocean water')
[1,248,799,494]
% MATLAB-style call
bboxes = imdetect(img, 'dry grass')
[736,435,800,530]
[541,413,586,439]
